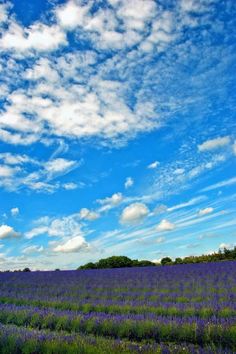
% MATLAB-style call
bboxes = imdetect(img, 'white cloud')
[200,177,236,192]
[22,245,44,254]
[147,161,160,169]
[198,136,230,152]
[62,182,78,190]
[25,226,49,239]
[0,3,11,26]
[44,158,77,176]
[11,207,19,217]
[0,153,37,166]
[173,168,185,175]
[26,213,86,241]
[0,224,20,239]
[79,208,100,221]
[219,242,235,250]
[53,235,88,253]
[25,58,60,82]
[156,219,175,232]
[198,207,214,216]
[56,0,89,30]
[0,22,67,52]
[233,141,236,156]
[97,192,123,212]
[0,164,20,178]
[125,177,134,189]
[167,196,207,212]
[120,203,149,224]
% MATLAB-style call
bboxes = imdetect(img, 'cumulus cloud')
[156,219,175,232]
[147,161,160,169]
[79,208,100,221]
[198,136,230,152]
[125,177,134,189]
[53,235,88,253]
[0,224,20,239]
[11,207,19,216]
[56,0,89,30]
[120,203,149,224]
[198,207,214,216]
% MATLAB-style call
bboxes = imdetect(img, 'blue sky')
[0,0,235,270]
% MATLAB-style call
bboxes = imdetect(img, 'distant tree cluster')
[79,247,236,270]
[161,246,236,265]
[78,256,156,270]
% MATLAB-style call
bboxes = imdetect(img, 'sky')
[0,0,235,270]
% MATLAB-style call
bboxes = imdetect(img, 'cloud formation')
[0,224,20,239]
[198,137,230,152]
[198,207,214,216]
[11,207,19,217]
[125,177,134,189]
[79,208,100,221]
[53,235,88,253]
[22,245,44,254]
[97,193,123,212]
[120,203,149,224]
[156,219,175,232]
[147,161,160,169]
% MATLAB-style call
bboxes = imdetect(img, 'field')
[0,261,235,353]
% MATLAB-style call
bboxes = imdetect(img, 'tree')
[78,256,156,270]
[23,267,31,272]
[97,256,133,269]
[161,257,172,265]
[79,262,96,270]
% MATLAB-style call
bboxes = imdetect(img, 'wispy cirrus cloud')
[200,177,236,192]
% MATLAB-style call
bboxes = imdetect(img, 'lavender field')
[0,261,235,353]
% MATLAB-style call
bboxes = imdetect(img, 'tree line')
[79,247,236,269]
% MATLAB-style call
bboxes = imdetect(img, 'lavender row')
[1,323,233,354]
[0,296,235,318]
[0,303,235,348]
[0,302,235,325]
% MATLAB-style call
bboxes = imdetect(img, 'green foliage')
[78,256,156,270]
[161,257,172,265]
[77,246,236,270]
[23,267,31,272]
[97,256,134,269]
[173,246,236,265]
